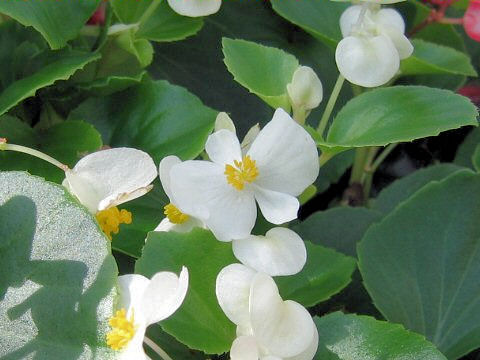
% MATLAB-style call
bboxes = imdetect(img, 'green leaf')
[270,0,348,48]
[77,71,148,97]
[0,117,102,183]
[116,29,154,68]
[145,325,205,360]
[473,145,480,172]
[136,229,236,354]
[222,38,299,111]
[401,39,477,77]
[358,170,480,359]
[0,50,100,117]
[293,207,382,257]
[454,127,480,169]
[276,241,356,307]
[0,171,117,358]
[327,86,478,147]
[314,312,447,360]
[69,79,217,163]
[373,163,465,215]
[0,0,100,49]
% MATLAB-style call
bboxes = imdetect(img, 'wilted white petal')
[340,5,365,37]
[241,124,260,155]
[231,336,260,360]
[253,186,299,225]
[336,34,399,87]
[154,217,204,233]
[284,322,319,360]
[215,112,237,133]
[250,274,314,358]
[141,267,189,325]
[248,109,319,196]
[232,227,307,276]
[287,66,323,111]
[64,148,157,213]
[374,8,405,33]
[170,160,256,241]
[167,0,221,17]
[118,274,150,323]
[216,264,256,328]
[159,155,182,200]
[205,129,242,166]
[379,25,413,59]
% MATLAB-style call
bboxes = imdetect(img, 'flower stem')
[0,142,68,171]
[144,336,174,360]
[138,0,162,27]
[369,143,397,173]
[349,147,369,185]
[362,144,397,199]
[317,74,345,137]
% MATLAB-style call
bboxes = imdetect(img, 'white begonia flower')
[287,66,323,113]
[155,155,205,233]
[232,227,307,276]
[335,4,413,87]
[167,0,221,17]
[107,267,189,359]
[216,264,318,360]
[168,108,319,241]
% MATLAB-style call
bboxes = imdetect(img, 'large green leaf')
[315,312,447,360]
[0,171,117,358]
[145,325,205,360]
[136,229,236,354]
[327,86,478,147]
[358,170,480,359]
[68,79,217,163]
[454,127,480,169]
[401,39,477,77]
[0,0,100,49]
[276,241,356,307]
[222,37,299,111]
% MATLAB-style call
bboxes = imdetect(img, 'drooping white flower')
[216,264,318,360]
[167,0,221,17]
[106,267,189,360]
[168,108,319,241]
[232,227,307,276]
[335,4,413,87]
[155,155,205,233]
[287,66,323,113]
[63,147,157,239]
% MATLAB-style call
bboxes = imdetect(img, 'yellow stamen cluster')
[224,155,259,190]
[164,203,189,224]
[96,207,132,240]
[106,308,136,351]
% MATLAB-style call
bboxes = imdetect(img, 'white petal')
[232,227,307,276]
[336,34,399,87]
[249,274,315,358]
[169,160,257,241]
[287,66,323,111]
[247,109,319,196]
[118,324,149,360]
[215,112,237,133]
[159,155,181,200]
[241,124,260,155]
[379,25,413,59]
[216,264,256,328]
[284,321,319,360]
[261,357,282,360]
[141,267,189,325]
[374,8,405,33]
[253,185,299,225]
[65,148,157,213]
[118,274,150,323]
[205,129,242,166]
[167,0,221,17]
[154,217,205,233]
[231,336,260,360]
[340,5,365,37]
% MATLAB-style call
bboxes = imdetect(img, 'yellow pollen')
[224,155,259,190]
[106,308,136,351]
[164,203,189,224]
[96,207,132,240]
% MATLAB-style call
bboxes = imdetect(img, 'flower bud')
[215,112,236,133]
[464,0,480,42]
[287,66,323,112]
[167,0,221,17]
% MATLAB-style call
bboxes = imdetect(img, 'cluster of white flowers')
[335,0,413,87]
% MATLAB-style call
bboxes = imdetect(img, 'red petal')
[464,0,480,41]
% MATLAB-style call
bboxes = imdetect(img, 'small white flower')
[287,66,323,113]
[168,109,319,241]
[216,264,318,360]
[106,267,189,360]
[167,0,221,17]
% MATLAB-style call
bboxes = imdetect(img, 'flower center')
[224,155,259,190]
[106,308,136,351]
[96,207,132,240]
[164,203,189,224]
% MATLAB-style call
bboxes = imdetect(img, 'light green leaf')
[0,171,117,358]
[116,29,154,68]
[136,229,236,354]
[358,170,480,359]
[327,86,478,147]
[276,241,356,307]
[401,39,477,77]
[314,312,447,360]
[222,38,299,111]
[69,79,217,163]
[454,127,480,169]
[0,0,100,49]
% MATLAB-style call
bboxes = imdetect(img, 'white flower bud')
[215,112,236,133]
[167,0,221,17]
[287,66,323,111]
